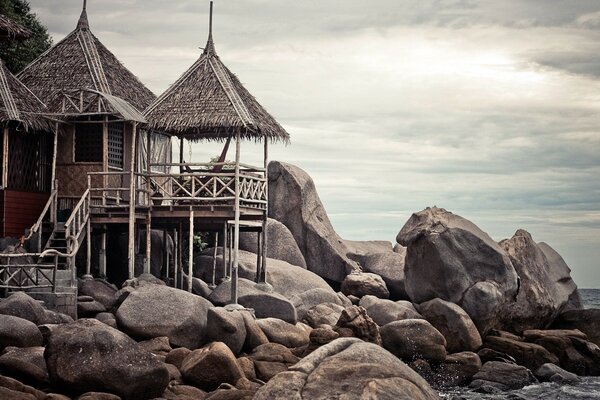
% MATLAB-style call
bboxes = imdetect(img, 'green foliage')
[193,232,209,251]
[0,0,52,73]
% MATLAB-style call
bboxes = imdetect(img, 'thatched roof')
[0,58,53,131]
[17,3,155,115]
[0,14,31,41]
[144,5,289,142]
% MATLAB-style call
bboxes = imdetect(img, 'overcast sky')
[29,0,600,287]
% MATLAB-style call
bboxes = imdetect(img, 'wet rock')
[469,361,537,391]
[433,351,482,387]
[381,319,447,362]
[116,284,213,349]
[180,342,245,392]
[359,295,422,326]
[256,318,309,348]
[0,315,42,350]
[254,338,439,399]
[45,319,169,399]
[397,207,519,335]
[535,363,581,384]
[418,298,482,353]
[268,161,360,282]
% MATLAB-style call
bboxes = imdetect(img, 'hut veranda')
[0,1,289,316]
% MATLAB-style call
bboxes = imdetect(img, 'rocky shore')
[0,161,598,400]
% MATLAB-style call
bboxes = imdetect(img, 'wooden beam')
[2,127,8,188]
[173,228,178,288]
[144,210,151,274]
[99,228,106,277]
[211,231,218,287]
[260,138,269,283]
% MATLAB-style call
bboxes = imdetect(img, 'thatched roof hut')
[144,4,289,143]
[17,1,155,115]
[0,58,53,131]
[0,14,31,41]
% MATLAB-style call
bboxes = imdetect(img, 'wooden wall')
[0,189,49,238]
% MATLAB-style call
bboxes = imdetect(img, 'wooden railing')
[0,263,56,291]
[87,162,268,209]
[64,188,90,249]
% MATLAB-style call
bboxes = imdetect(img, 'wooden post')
[179,137,184,174]
[146,130,152,205]
[99,227,106,277]
[86,215,91,276]
[102,117,108,190]
[260,138,269,283]
[231,133,241,305]
[222,223,227,279]
[211,232,218,287]
[255,231,261,283]
[2,127,8,188]
[163,229,169,280]
[127,122,137,279]
[144,210,151,274]
[188,210,194,292]
[173,228,178,288]
[178,221,183,288]
[51,123,58,192]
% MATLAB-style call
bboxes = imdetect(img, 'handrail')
[64,188,90,255]
[21,189,58,243]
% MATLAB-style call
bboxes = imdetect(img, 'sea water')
[440,288,600,400]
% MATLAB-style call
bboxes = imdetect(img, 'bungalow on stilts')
[144,2,289,304]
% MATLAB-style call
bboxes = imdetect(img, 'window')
[75,123,102,162]
[108,122,124,168]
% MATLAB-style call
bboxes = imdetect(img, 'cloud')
[27,0,600,287]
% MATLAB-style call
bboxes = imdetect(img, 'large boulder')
[268,161,359,282]
[0,292,46,325]
[0,346,48,387]
[359,295,423,326]
[381,319,447,362]
[239,218,307,268]
[397,207,519,335]
[433,351,482,387]
[291,288,343,321]
[551,309,600,347]
[304,302,345,328]
[257,318,310,348]
[249,343,299,382]
[340,272,389,299]
[208,278,297,323]
[254,338,439,399]
[343,239,394,263]
[0,315,42,351]
[499,230,581,332]
[483,335,559,371]
[78,278,118,310]
[538,242,583,310]
[418,298,482,353]
[204,308,247,355]
[334,305,381,345]
[44,319,169,399]
[180,342,245,392]
[115,284,213,349]
[361,250,408,300]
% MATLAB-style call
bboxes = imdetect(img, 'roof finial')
[77,0,89,30]
[204,1,215,55]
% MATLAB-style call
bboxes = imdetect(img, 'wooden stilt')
[2,127,8,188]
[99,228,106,277]
[255,231,261,283]
[85,216,91,276]
[173,228,178,288]
[211,232,218,287]
[260,138,269,283]
[222,223,228,280]
[178,222,183,288]
[127,122,137,279]
[144,211,151,274]
[231,133,241,305]
[188,210,194,293]
[163,230,169,280]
